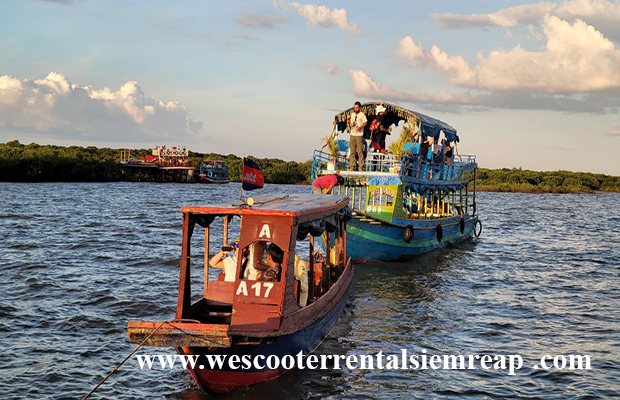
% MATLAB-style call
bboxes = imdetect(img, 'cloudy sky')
[1,0,619,174]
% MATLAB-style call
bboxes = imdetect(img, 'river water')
[1,182,618,399]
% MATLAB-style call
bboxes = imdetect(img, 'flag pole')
[241,155,245,201]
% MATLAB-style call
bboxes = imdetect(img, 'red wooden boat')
[127,194,353,393]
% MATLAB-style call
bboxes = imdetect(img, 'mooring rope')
[82,319,201,400]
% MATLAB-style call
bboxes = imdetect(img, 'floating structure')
[312,102,480,262]
[198,160,229,184]
[127,194,353,393]
[116,146,195,183]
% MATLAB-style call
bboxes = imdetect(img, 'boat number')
[235,281,274,298]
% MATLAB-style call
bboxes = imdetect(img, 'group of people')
[209,240,310,307]
[346,101,392,172]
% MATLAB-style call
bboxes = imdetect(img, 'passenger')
[374,104,392,151]
[209,240,241,282]
[444,140,453,165]
[347,101,368,171]
[243,242,266,280]
[312,172,344,195]
[294,254,309,307]
[259,243,283,282]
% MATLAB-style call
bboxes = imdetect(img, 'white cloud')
[433,0,620,42]
[236,12,287,29]
[0,72,202,142]
[396,16,620,94]
[321,63,340,75]
[349,70,480,108]
[350,70,620,113]
[274,1,361,34]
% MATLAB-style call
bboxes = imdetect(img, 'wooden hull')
[198,175,229,184]
[344,214,477,262]
[178,280,353,393]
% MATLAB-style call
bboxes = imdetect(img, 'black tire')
[436,225,443,242]
[404,225,414,243]
[474,220,482,238]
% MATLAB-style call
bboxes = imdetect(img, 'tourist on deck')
[374,104,392,151]
[433,137,444,164]
[312,172,344,194]
[209,240,241,282]
[294,254,309,307]
[347,101,367,171]
[259,244,283,282]
[444,140,453,165]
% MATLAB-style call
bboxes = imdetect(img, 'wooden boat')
[127,194,353,393]
[198,160,229,184]
[312,102,481,262]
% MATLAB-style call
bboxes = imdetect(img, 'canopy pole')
[204,227,209,298]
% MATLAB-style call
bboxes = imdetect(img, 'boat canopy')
[334,102,459,143]
[181,194,351,239]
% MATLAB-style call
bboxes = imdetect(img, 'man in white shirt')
[348,101,367,171]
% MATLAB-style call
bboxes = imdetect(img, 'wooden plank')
[127,321,231,348]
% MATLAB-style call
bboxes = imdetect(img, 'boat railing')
[400,155,476,185]
[311,149,404,180]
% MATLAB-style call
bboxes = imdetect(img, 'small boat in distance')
[312,102,481,262]
[198,160,229,183]
[127,194,353,393]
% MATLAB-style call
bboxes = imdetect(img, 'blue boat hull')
[345,214,477,262]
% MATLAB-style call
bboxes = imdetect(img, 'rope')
[82,318,201,400]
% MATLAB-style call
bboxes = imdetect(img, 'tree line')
[0,141,618,192]
[0,141,312,184]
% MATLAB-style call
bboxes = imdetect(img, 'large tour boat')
[312,102,481,263]
[127,194,353,393]
[198,160,229,184]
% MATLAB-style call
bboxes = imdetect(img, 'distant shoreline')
[1,141,619,193]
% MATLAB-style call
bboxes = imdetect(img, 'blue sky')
[1,0,619,174]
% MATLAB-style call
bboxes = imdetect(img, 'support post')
[308,235,315,303]
[175,213,192,319]
[204,227,209,298]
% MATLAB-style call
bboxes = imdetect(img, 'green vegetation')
[1,141,618,192]
[0,140,312,184]
[474,168,620,193]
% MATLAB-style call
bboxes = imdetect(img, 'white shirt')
[349,111,367,137]
[222,255,238,282]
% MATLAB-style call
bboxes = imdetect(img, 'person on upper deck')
[260,243,283,282]
[443,140,453,165]
[312,172,344,195]
[347,101,367,171]
[373,103,392,152]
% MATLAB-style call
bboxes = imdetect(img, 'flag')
[242,158,264,191]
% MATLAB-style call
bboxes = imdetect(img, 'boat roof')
[334,101,458,138]
[181,194,349,221]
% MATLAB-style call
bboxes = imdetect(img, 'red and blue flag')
[242,158,264,191]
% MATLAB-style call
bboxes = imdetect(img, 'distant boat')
[198,160,229,184]
[127,194,353,393]
[312,102,481,262]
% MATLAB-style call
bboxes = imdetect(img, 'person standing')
[375,104,392,151]
[347,101,367,171]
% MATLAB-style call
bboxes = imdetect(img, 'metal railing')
[311,149,404,180]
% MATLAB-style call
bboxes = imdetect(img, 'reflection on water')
[0,183,618,399]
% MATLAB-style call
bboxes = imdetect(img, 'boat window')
[239,241,283,282]
[369,187,394,207]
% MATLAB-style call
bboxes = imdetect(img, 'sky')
[0,0,619,175]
